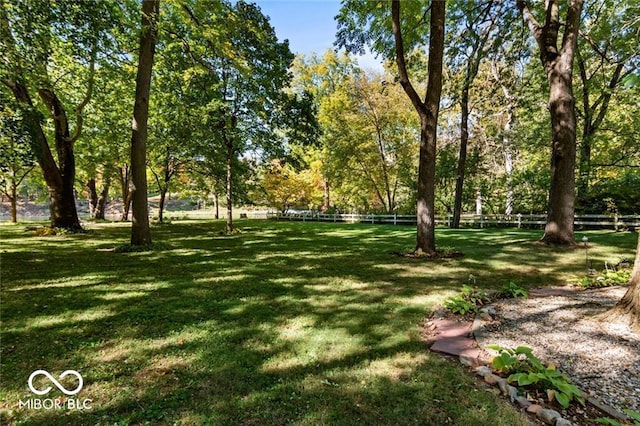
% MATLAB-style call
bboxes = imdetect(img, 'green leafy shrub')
[500,281,528,298]
[488,345,584,408]
[444,285,491,314]
[576,269,631,289]
[594,409,640,426]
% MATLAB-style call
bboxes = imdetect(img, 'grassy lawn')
[1,220,636,425]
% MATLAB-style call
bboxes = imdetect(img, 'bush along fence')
[266,212,640,230]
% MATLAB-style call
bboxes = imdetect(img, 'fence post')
[517,213,522,229]
[614,213,619,231]
[394,213,397,226]
[334,213,337,223]
[371,214,374,224]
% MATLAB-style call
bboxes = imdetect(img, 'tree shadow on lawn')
[1,221,634,424]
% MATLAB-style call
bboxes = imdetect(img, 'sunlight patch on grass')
[261,326,364,373]
[360,352,428,381]
[5,274,111,291]
[9,307,115,332]
[97,291,150,301]
[308,277,375,292]
[96,329,208,363]
[405,293,443,306]
[277,316,316,341]
[193,274,250,284]
[269,277,303,286]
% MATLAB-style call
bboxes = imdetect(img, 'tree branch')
[68,38,98,143]
[560,0,583,62]
[591,62,624,131]
[391,0,427,116]
[516,0,545,54]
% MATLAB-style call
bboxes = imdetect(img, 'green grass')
[1,220,636,425]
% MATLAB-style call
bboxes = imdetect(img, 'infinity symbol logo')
[28,370,84,396]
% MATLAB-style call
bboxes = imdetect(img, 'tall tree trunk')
[87,178,98,219]
[392,0,445,255]
[158,187,167,223]
[37,88,83,230]
[452,86,470,228]
[214,190,219,220]
[503,109,515,216]
[517,0,583,246]
[605,233,640,331]
[504,155,514,215]
[372,123,393,213]
[225,140,234,234]
[491,61,516,216]
[95,180,109,220]
[119,165,131,221]
[542,65,577,244]
[577,131,591,208]
[576,53,624,209]
[323,179,330,211]
[10,182,17,223]
[129,0,159,246]
[123,195,132,222]
[416,114,438,254]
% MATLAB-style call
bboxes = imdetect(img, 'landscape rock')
[483,373,501,384]
[555,418,572,426]
[515,396,532,408]
[536,408,561,425]
[474,366,492,377]
[506,384,519,402]
[526,404,543,414]
[479,312,493,322]
[497,378,510,395]
[459,355,475,367]
[479,306,496,316]
[432,309,448,319]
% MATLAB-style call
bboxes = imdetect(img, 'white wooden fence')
[265,211,640,230]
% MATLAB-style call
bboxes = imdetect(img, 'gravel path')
[474,286,639,415]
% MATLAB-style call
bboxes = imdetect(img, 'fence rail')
[266,212,640,230]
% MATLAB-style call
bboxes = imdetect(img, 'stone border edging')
[470,301,632,424]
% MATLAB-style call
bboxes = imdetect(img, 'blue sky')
[255,0,383,70]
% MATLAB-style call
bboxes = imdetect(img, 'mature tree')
[78,47,137,222]
[337,0,446,254]
[0,1,122,229]
[575,0,640,208]
[391,0,445,253]
[130,0,160,245]
[516,0,583,245]
[448,0,511,228]
[257,159,322,213]
[178,0,293,233]
[0,95,35,222]
[489,60,518,216]
[290,50,359,210]
[147,49,193,223]
[320,71,418,213]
